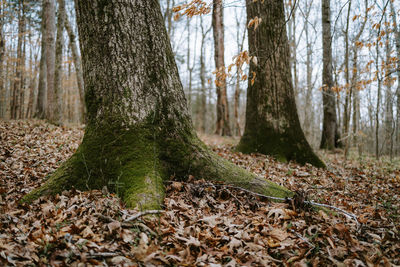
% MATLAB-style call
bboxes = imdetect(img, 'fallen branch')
[124,210,164,222]
[167,181,360,226]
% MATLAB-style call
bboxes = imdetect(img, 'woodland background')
[0,0,399,160]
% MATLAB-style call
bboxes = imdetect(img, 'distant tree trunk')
[375,36,382,160]
[35,29,47,119]
[25,33,39,119]
[212,0,231,136]
[53,0,65,124]
[0,4,5,119]
[384,20,393,158]
[44,0,56,122]
[320,0,340,150]
[390,0,400,156]
[237,0,324,167]
[11,0,26,119]
[64,14,85,123]
[302,0,313,142]
[198,17,210,133]
[351,0,368,158]
[343,1,352,158]
[24,0,292,208]
[233,9,246,137]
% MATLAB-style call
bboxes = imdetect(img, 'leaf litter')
[0,120,399,266]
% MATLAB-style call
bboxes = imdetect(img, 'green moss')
[237,124,325,168]
[22,119,166,209]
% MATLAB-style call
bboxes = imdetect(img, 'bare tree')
[212,0,231,136]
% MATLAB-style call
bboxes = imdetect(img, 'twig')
[87,252,119,258]
[289,228,315,248]
[166,181,360,226]
[124,210,164,222]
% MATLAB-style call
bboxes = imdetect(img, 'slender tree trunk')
[351,0,368,158]
[64,14,85,123]
[390,1,400,156]
[11,1,26,119]
[320,0,340,150]
[303,0,313,142]
[44,0,56,122]
[375,39,381,160]
[35,31,47,119]
[24,0,292,208]
[343,0,352,158]
[0,4,5,119]
[25,33,39,119]
[53,0,65,124]
[198,17,209,133]
[212,0,231,136]
[237,0,324,167]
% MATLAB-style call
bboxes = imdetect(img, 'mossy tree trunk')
[320,0,340,150]
[23,0,293,209]
[237,0,324,168]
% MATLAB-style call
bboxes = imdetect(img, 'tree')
[53,0,66,124]
[212,0,231,136]
[320,0,340,150]
[35,7,47,120]
[43,0,56,123]
[237,0,324,167]
[23,0,292,209]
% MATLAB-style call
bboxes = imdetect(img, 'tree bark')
[0,3,5,119]
[64,13,85,123]
[53,0,66,124]
[212,0,231,136]
[237,0,324,167]
[390,0,400,156]
[320,0,340,150]
[11,0,26,119]
[23,0,292,209]
[35,21,47,120]
[44,0,56,123]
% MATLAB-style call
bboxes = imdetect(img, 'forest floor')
[0,120,399,266]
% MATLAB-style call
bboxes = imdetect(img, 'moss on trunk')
[22,0,294,209]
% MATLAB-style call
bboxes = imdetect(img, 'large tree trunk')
[237,0,324,167]
[23,0,292,209]
[320,0,340,150]
[212,0,231,136]
[44,0,56,123]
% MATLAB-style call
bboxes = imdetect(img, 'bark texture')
[320,0,340,150]
[53,0,66,124]
[23,0,292,209]
[212,0,231,136]
[237,0,324,167]
[44,0,56,123]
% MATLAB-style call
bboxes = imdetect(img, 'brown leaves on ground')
[1,120,399,266]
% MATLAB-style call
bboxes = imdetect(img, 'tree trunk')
[198,17,209,133]
[23,0,292,209]
[64,13,85,123]
[35,30,47,119]
[11,0,26,120]
[320,0,340,150]
[44,0,56,122]
[237,0,324,167]
[390,0,400,156]
[53,0,66,124]
[212,0,231,136]
[0,3,5,119]
[343,0,351,158]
